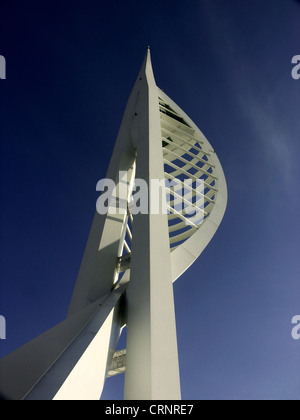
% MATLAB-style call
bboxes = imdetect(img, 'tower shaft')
[124,49,181,400]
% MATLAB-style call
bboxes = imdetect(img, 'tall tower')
[0,49,227,400]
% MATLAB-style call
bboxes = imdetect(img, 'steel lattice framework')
[0,49,227,400]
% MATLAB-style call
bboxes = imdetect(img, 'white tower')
[0,48,227,400]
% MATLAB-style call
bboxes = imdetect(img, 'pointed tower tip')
[136,46,156,86]
[145,46,152,63]
[140,46,152,71]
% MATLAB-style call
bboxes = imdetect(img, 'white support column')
[124,49,181,400]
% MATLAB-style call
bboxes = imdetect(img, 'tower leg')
[124,50,181,400]
[0,284,126,400]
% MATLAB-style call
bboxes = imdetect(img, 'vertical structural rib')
[124,48,181,400]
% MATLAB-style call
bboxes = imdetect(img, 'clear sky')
[0,0,299,400]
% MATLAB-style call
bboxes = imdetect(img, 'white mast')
[124,48,181,399]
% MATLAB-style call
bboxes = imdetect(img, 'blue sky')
[0,0,299,400]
